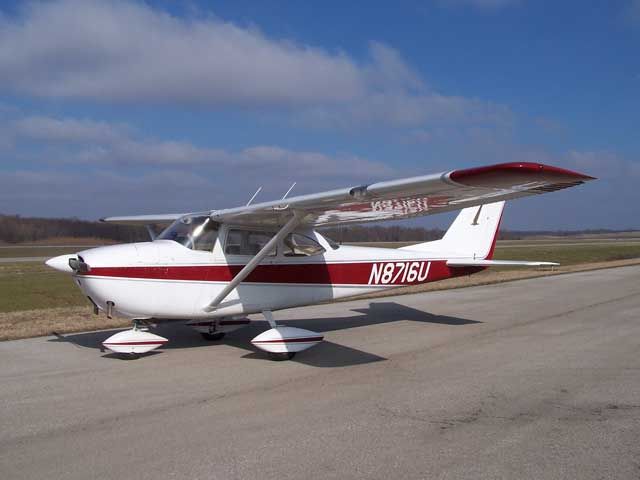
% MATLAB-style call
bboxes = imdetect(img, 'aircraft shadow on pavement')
[48,301,479,367]
[288,301,481,333]
[237,341,386,368]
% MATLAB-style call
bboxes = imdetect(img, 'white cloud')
[0,169,218,217]
[0,0,512,131]
[239,145,394,178]
[5,114,395,176]
[12,116,128,143]
[0,0,362,106]
[0,113,401,216]
[298,91,513,130]
[565,150,640,179]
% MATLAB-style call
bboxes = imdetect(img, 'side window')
[225,230,243,255]
[247,231,273,255]
[283,234,326,257]
[225,229,276,256]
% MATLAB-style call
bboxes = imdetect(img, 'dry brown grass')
[0,307,130,341]
[2,257,639,342]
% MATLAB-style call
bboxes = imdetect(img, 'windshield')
[158,215,219,251]
[317,232,340,250]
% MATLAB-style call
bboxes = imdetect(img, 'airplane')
[45,162,594,360]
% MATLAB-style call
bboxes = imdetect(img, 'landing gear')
[251,310,323,361]
[200,331,226,341]
[101,319,168,356]
[187,317,251,340]
[268,352,296,361]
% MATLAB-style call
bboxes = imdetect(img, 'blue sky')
[0,0,638,229]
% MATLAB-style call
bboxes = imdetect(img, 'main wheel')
[267,352,296,361]
[200,332,226,341]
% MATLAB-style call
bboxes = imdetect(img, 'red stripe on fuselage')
[253,336,324,344]
[80,261,480,286]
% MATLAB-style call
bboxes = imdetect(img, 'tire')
[267,352,296,361]
[200,332,226,341]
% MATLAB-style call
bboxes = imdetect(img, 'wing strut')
[203,211,303,313]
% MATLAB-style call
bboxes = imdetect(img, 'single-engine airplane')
[46,162,594,360]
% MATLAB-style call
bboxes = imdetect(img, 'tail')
[399,201,504,260]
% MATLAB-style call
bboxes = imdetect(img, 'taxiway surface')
[1,265,639,479]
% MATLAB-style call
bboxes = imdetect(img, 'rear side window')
[283,234,326,257]
[225,229,276,256]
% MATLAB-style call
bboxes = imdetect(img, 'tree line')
[0,215,147,244]
[0,213,633,244]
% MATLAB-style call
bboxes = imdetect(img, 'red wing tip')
[449,162,596,184]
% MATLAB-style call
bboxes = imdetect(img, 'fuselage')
[68,227,479,320]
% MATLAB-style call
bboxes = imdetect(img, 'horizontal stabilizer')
[447,259,559,267]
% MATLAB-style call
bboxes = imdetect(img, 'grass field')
[0,263,86,312]
[492,243,640,264]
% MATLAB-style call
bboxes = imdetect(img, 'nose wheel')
[267,352,296,361]
[200,331,226,341]
[200,320,226,341]
[188,318,250,340]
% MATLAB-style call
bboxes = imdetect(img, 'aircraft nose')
[45,254,76,273]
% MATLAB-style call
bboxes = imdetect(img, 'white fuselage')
[70,227,471,321]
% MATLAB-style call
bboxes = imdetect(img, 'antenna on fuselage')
[246,186,262,206]
[282,182,296,200]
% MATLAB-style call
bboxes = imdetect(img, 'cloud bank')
[4,114,394,176]
[0,0,511,130]
[0,113,399,217]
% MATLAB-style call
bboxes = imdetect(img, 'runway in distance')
[45,162,594,360]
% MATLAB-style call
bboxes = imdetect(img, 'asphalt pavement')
[1,265,639,479]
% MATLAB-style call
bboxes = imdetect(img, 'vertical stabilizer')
[399,201,505,259]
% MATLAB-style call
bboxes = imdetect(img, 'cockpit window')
[283,234,326,257]
[157,216,219,251]
[323,235,341,250]
[225,229,276,256]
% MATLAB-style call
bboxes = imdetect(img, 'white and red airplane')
[46,162,594,359]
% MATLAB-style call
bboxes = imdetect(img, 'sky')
[0,0,638,230]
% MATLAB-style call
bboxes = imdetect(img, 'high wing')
[100,212,208,226]
[101,162,594,227]
[209,162,593,227]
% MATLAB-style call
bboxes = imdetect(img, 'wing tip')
[449,162,596,187]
